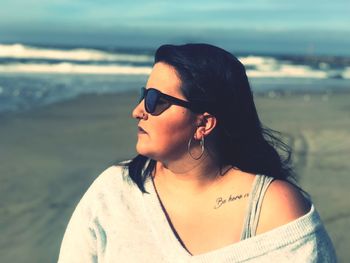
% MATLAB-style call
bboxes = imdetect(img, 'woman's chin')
[136,148,166,163]
[136,144,153,158]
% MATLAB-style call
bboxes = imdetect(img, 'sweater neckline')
[141,174,319,262]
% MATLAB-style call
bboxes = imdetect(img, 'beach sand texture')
[0,91,349,262]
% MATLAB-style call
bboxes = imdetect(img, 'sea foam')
[0,44,153,62]
[0,63,152,75]
[0,43,348,79]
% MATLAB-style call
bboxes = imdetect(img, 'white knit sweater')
[58,165,337,263]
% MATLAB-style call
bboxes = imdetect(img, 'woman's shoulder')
[92,161,134,189]
[256,178,311,235]
[75,161,140,216]
[79,161,134,200]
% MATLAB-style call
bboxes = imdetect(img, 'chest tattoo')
[214,193,249,209]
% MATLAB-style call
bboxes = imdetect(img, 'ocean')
[0,43,349,114]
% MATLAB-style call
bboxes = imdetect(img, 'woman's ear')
[194,112,217,139]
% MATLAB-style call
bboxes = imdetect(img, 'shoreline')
[2,85,350,118]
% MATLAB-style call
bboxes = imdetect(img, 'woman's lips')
[138,126,147,134]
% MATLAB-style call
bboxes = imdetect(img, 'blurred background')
[1,0,350,113]
[0,0,349,262]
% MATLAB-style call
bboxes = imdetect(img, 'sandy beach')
[0,90,349,262]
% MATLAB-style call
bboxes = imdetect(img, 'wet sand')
[0,90,349,262]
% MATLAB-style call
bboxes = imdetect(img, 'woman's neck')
[154,155,232,195]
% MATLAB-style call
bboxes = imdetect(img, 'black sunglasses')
[139,87,196,116]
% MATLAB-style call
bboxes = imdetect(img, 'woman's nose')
[132,100,147,120]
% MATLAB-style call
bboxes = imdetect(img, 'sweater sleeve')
[57,166,126,263]
[57,189,98,263]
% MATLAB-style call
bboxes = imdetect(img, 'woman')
[58,44,336,262]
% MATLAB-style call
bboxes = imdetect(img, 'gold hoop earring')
[187,136,205,160]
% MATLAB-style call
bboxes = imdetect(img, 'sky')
[1,0,350,55]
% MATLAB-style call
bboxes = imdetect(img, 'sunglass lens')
[145,89,158,114]
[152,97,171,115]
[143,88,172,115]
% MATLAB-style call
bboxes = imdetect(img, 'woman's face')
[132,62,197,162]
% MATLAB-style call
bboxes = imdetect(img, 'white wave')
[0,61,330,78]
[246,64,328,78]
[239,55,328,78]
[342,67,350,79]
[0,63,152,75]
[239,55,278,67]
[239,56,328,78]
[0,43,153,62]
[0,55,341,79]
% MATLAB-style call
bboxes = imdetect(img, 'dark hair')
[127,43,294,193]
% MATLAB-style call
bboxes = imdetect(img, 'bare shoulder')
[256,179,311,235]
